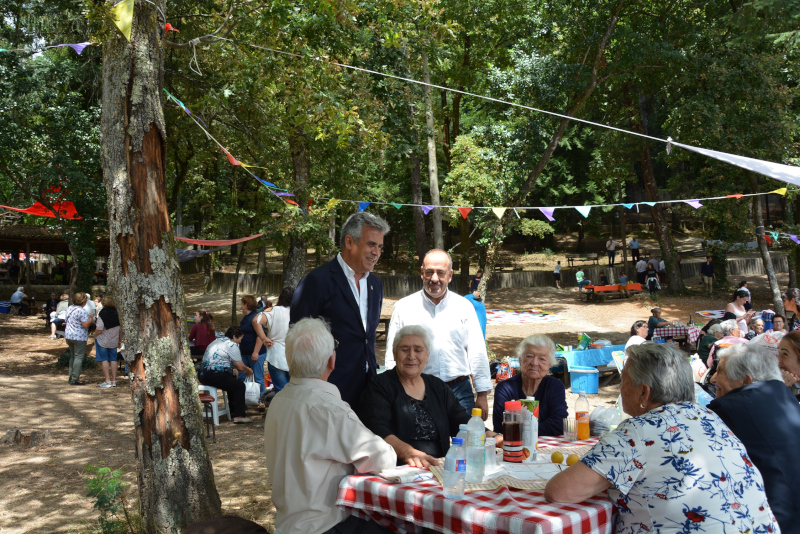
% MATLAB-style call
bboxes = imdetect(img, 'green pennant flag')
[642,202,656,206]
[391,202,403,209]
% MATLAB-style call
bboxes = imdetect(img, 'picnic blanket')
[486,308,569,325]
[696,310,725,319]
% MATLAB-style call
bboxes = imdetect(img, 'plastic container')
[569,366,599,394]
[520,397,539,462]
[443,437,466,499]
[503,401,524,463]
[465,408,486,483]
[484,437,497,472]
[0,302,10,314]
[456,424,468,442]
[575,391,590,440]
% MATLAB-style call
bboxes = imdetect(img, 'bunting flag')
[111,0,134,42]
[513,208,520,219]
[770,232,780,241]
[273,192,294,197]
[0,201,81,220]
[683,200,703,209]
[642,202,656,207]
[765,235,772,245]
[621,203,634,209]
[221,147,241,166]
[283,198,300,207]
[165,23,179,36]
[791,235,800,244]
[491,207,507,219]
[57,42,92,54]
[772,188,788,196]
[726,194,743,199]
[391,202,402,209]
[421,205,435,215]
[458,207,472,219]
[326,199,341,211]
[539,207,555,222]
[175,233,263,246]
[258,179,276,188]
[358,202,370,212]
[575,206,592,218]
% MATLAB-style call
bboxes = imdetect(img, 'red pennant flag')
[726,194,743,199]
[283,199,299,207]
[307,200,313,210]
[0,201,81,219]
[458,207,472,219]
[165,23,180,35]
[221,147,241,166]
[764,235,772,245]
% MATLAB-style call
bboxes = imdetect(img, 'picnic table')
[565,253,599,267]
[580,283,642,302]
[336,435,612,534]
[652,325,701,344]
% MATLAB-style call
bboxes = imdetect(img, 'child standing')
[553,261,562,289]
[618,272,628,297]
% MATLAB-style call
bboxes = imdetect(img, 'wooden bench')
[565,253,599,267]
[582,283,643,302]
[376,317,390,340]
[495,262,521,271]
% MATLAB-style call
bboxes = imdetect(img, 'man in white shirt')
[265,318,396,534]
[605,236,621,267]
[636,258,648,285]
[83,293,97,323]
[385,249,491,419]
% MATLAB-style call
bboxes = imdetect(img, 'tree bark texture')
[100,2,221,531]
[257,245,266,272]
[231,242,247,324]
[283,126,309,288]
[747,172,784,314]
[409,111,428,266]
[422,51,443,250]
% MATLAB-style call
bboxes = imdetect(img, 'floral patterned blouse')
[582,402,779,534]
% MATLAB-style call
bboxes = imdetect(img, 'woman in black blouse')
[358,325,498,467]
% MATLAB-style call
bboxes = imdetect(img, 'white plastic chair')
[197,385,231,425]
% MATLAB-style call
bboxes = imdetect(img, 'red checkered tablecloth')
[336,436,613,534]
[652,325,701,343]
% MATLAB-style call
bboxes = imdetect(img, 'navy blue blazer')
[290,257,383,408]
[708,380,800,533]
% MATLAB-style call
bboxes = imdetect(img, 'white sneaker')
[98,382,113,388]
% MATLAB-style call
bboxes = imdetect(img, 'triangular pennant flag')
[391,202,403,209]
[221,147,241,166]
[111,0,134,41]
[772,188,788,196]
[258,179,276,188]
[326,199,340,211]
[770,232,780,241]
[726,194,743,199]
[56,42,91,55]
[539,207,555,222]
[274,192,294,197]
[165,23,180,36]
[683,200,703,209]
[458,207,472,219]
[621,203,634,209]
[307,199,313,210]
[491,207,507,219]
[764,235,772,245]
[283,199,300,207]
[358,202,370,212]
[575,206,592,218]
[421,205,435,215]
[642,202,656,207]
[791,235,800,244]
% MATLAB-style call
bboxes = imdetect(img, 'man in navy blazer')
[708,344,800,532]
[290,212,390,408]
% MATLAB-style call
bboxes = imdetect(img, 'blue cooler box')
[569,365,599,394]
[0,302,10,314]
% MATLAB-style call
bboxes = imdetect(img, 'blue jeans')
[607,250,616,265]
[578,280,591,291]
[268,362,290,392]
[239,350,266,395]
[449,378,475,414]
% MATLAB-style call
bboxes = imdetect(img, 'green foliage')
[708,244,730,287]
[84,465,133,534]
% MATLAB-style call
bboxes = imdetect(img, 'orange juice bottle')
[575,391,591,440]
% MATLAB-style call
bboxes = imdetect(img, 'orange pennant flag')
[458,207,472,219]
[726,194,743,199]
[221,147,241,166]
[165,23,180,36]
[284,199,299,207]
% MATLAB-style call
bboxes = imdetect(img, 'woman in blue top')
[492,334,567,436]
[238,295,267,395]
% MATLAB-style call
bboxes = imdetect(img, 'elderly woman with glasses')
[359,325,496,468]
[492,334,568,436]
[545,343,779,531]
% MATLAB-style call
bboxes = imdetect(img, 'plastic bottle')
[465,408,486,483]
[575,391,591,440]
[521,397,539,462]
[484,437,497,472]
[456,424,468,442]
[443,437,466,499]
[502,400,523,463]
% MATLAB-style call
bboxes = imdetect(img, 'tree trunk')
[257,245,266,272]
[100,1,221,530]
[747,172,784,314]
[409,109,427,265]
[422,51,443,250]
[231,242,247,324]
[283,126,310,288]
[637,97,683,293]
[785,197,797,288]
[619,181,628,272]
[203,253,212,294]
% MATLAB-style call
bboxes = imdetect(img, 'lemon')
[550,451,564,464]
[566,454,580,466]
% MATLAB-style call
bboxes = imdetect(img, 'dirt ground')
[0,267,788,533]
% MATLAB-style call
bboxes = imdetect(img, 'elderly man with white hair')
[264,317,396,534]
[708,344,800,533]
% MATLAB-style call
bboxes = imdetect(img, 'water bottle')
[465,408,486,483]
[484,437,497,472]
[456,424,468,442]
[443,437,466,499]
[575,391,590,441]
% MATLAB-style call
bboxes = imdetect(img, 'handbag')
[244,375,261,405]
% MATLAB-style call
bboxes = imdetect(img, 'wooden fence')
[208,255,789,298]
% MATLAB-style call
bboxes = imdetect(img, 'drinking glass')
[563,418,577,441]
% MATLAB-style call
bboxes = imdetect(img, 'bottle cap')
[459,424,468,430]
[579,391,585,395]
[452,437,463,446]
[471,408,482,417]
[504,400,521,411]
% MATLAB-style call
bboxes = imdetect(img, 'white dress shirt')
[336,253,368,332]
[385,290,492,392]
[264,377,397,534]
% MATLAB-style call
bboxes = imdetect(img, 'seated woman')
[544,343,779,531]
[697,323,722,365]
[48,292,70,339]
[198,326,254,424]
[771,314,788,334]
[778,330,800,400]
[745,317,765,340]
[359,325,497,467]
[646,308,668,340]
[624,321,647,350]
[726,289,755,337]
[189,311,215,356]
[492,335,567,436]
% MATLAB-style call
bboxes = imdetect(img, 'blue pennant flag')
[358,202,371,212]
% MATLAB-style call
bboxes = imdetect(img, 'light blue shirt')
[628,239,639,249]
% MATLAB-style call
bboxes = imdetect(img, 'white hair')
[718,344,783,383]
[285,318,335,378]
[708,324,723,336]
[624,343,694,404]
[340,212,390,249]
[16,286,24,292]
[515,334,557,367]
[719,319,739,336]
[392,325,431,354]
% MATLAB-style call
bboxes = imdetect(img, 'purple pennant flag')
[421,205,434,215]
[274,192,294,197]
[57,42,91,55]
[683,199,703,209]
[791,235,800,244]
[358,202,370,212]
[539,207,555,222]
